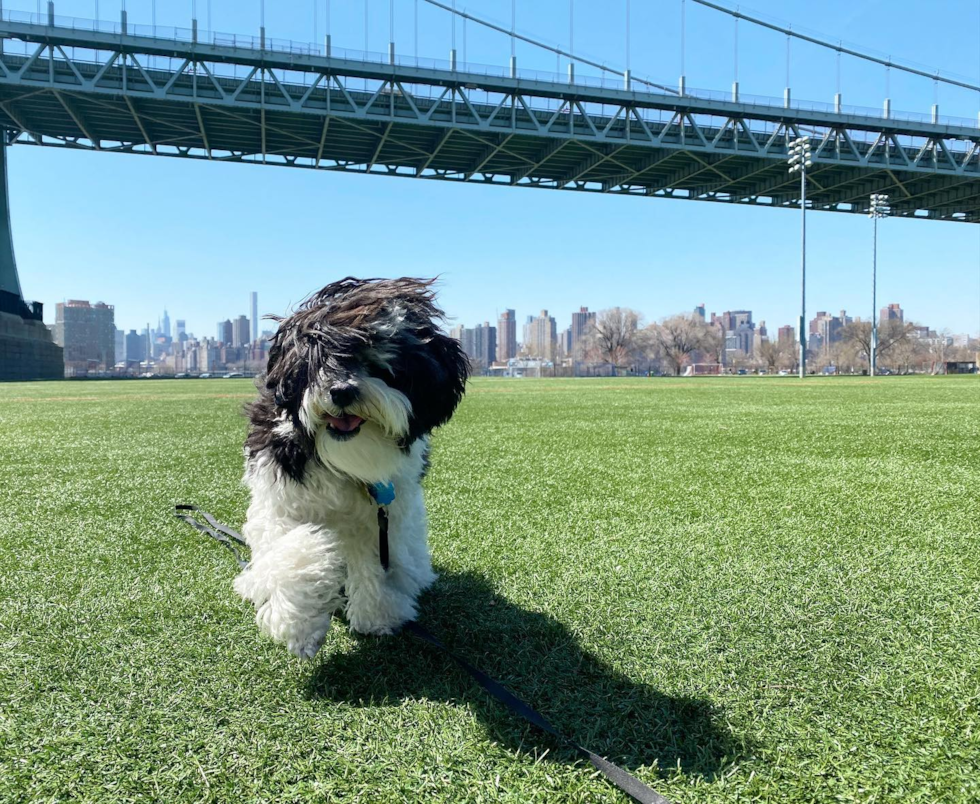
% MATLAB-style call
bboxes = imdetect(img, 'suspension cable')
[680,0,685,78]
[421,0,678,94]
[691,0,980,93]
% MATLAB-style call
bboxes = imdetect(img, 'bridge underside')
[0,20,978,222]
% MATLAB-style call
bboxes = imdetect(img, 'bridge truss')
[0,16,978,222]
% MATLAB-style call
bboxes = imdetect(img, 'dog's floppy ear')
[400,329,469,444]
[264,333,310,415]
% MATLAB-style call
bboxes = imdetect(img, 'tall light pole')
[788,136,812,379]
[869,193,890,376]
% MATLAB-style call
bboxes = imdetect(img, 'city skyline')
[448,296,973,347]
[107,290,975,361]
[50,289,969,378]
[52,218,980,341]
[98,267,978,351]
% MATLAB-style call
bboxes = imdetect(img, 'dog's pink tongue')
[327,414,364,432]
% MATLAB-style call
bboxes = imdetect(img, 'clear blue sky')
[7,0,980,337]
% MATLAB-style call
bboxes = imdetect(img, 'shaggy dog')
[233,277,468,659]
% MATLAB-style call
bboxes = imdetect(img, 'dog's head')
[255,277,468,483]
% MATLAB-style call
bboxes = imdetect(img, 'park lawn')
[0,376,978,803]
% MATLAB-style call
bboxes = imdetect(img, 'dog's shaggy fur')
[233,277,468,659]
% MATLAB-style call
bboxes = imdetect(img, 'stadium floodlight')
[869,193,891,376]
[787,136,812,380]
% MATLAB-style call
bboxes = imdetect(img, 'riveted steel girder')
[0,18,978,222]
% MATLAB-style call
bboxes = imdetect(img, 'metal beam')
[194,103,211,157]
[557,144,630,185]
[416,129,453,175]
[465,134,515,180]
[602,151,678,190]
[367,122,393,172]
[123,95,155,151]
[0,100,35,138]
[512,139,572,183]
[52,90,100,149]
[315,116,330,168]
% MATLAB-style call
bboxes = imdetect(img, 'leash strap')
[174,504,249,569]
[377,507,390,571]
[174,505,670,804]
[401,620,669,804]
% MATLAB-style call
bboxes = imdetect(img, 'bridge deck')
[0,18,977,222]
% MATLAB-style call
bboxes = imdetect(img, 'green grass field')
[1,376,978,803]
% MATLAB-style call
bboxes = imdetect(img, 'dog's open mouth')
[325,413,364,438]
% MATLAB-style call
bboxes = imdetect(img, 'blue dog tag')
[368,481,396,506]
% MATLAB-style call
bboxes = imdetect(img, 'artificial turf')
[0,376,977,803]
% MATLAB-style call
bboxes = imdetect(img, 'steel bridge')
[0,10,978,225]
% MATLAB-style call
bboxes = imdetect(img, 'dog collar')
[367,481,396,506]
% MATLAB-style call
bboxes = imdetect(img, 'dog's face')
[253,277,468,483]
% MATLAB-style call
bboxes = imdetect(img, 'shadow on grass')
[305,570,743,781]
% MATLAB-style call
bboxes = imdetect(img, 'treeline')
[571,309,972,375]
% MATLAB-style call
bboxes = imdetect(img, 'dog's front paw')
[288,625,329,661]
[256,603,334,660]
[345,586,417,636]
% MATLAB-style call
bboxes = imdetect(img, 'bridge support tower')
[0,134,63,381]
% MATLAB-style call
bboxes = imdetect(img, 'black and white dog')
[234,277,468,659]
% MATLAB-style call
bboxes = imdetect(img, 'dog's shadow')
[305,570,743,781]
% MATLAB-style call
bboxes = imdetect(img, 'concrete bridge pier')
[0,134,63,381]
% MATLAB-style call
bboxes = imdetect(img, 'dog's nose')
[329,383,359,409]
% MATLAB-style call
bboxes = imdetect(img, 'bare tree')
[757,339,791,373]
[928,329,953,374]
[950,343,977,362]
[827,339,862,374]
[812,345,836,374]
[889,337,923,375]
[583,307,644,374]
[650,314,719,376]
[842,319,913,367]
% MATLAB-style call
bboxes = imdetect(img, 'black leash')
[400,620,670,804]
[174,505,670,804]
[175,504,249,569]
[377,507,390,571]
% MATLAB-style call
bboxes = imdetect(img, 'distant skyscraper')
[232,315,250,348]
[250,292,258,343]
[53,300,115,373]
[176,319,186,340]
[450,322,496,370]
[525,310,557,360]
[162,309,171,339]
[713,310,753,332]
[753,321,769,354]
[522,315,534,354]
[496,309,517,363]
[693,304,706,323]
[809,310,852,350]
[777,325,795,345]
[218,319,233,345]
[124,329,142,364]
[714,310,756,359]
[731,310,753,330]
[449,324,474,360]
[559,327,572,358]
[472,322,496,369]
[880,303,904,326]
[570,306,596,358]
[114,328,124,365]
